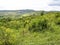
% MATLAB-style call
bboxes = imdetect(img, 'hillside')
[0,11,60,45]
[0,9,35,16]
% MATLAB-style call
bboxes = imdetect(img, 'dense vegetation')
[0,11,60,45]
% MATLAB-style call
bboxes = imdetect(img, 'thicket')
[0,12,60,45]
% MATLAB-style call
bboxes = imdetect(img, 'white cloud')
[0,0,60,11]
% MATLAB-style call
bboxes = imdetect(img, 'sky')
[0,0,60,11]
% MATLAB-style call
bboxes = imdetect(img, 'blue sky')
[0,0,60,11]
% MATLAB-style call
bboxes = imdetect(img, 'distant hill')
[18,9,35,14]
[0,9,35,16]
[0,9,35,14]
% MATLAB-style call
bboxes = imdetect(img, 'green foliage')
[0,11,60,45]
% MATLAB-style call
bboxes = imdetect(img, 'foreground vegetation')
[0,11,60,45]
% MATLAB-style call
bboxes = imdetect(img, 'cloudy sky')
[0,0,60,11]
